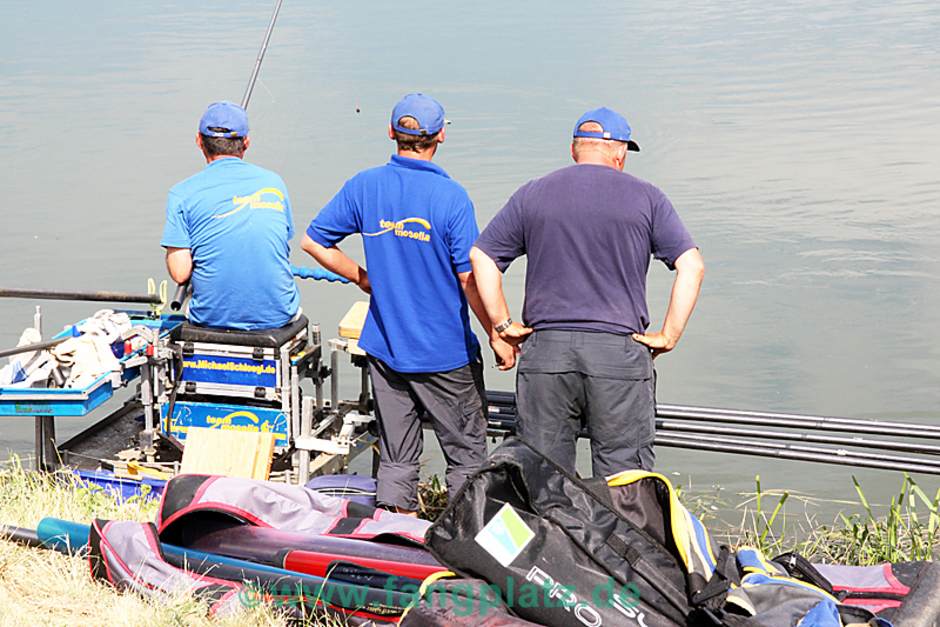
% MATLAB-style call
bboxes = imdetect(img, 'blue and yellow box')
[172,316,310,402]
[160,400,289,447]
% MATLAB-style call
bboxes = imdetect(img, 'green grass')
[727,473,940,564]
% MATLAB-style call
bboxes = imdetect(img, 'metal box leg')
[34,415,57,472]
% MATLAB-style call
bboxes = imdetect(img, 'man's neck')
[204,154,243,164]
[574,153,619,169]
[396,148,435,162]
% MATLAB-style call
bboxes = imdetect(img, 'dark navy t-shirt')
[475,164,695,335]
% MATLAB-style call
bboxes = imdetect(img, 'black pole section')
[658,403,940,436]
[487,410,940,456]
[657,430,940,470]
[0,337,68,360]
[656,419,940,457]
[0,525,46,549]
[656,434,940,476]
[0,288,161,305]
[241,0,285,109]
[169,282,189,312]
[657,407,940,440]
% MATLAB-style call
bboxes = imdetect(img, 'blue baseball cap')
[199,101,249,138]
[390,93,445,136]
[573,107,640,152]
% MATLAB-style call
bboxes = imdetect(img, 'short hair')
[393,116,440,153]
[200,133,246,158]
[571,121,628,161]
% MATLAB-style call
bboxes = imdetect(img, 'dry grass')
[0,457,287,626]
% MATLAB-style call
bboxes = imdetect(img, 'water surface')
[2,0,939,517]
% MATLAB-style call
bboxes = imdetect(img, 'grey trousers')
[368,355,487,510]
[515,329,656,478]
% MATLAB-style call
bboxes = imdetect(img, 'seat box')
[172,316,309,402]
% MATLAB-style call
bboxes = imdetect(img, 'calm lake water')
[2,1,939,518]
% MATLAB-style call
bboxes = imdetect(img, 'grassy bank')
[0,459,937,626]
[687,473,940,565]
[0,458,284,627]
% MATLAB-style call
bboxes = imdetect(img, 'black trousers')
[515,329,656,477]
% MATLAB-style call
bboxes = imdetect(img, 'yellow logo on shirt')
[363,217,432,243]
[213,187,285,219]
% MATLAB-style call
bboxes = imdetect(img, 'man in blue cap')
[471,107,705,476]
[161,101,300,330]
[302,93,513,514]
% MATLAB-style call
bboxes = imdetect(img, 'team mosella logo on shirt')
[364,217,432,243]
[213,187,285,219]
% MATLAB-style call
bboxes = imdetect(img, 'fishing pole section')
[485,390,940,475]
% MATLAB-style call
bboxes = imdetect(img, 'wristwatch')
[494,318,513,334]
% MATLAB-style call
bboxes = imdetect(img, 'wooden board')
[179,427,275,480]
[339,301,369,340]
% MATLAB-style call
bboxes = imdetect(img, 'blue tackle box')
[0,313,183,417]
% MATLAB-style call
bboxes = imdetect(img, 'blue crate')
[0,312,184,417]
[73,468,166,501]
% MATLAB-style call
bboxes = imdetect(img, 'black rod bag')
[425,439,734,627]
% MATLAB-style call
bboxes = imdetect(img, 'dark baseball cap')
[573,107,640,152]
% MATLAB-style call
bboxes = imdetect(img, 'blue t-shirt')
[160,157,300,330]
[474,164,696,335]
[306,155,480,373]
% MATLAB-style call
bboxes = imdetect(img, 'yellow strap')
[418,570,456,596]
[398,570,456,622]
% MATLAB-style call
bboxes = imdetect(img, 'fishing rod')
[655,418,940,457]
[656,434,940,476]
[0,288,161,305]
[661,431,940,470]
[171,0,286,311]
[656,406,940,439]
[242,0,285,110]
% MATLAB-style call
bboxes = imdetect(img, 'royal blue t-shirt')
[160,157,300,330]
[474,164,696,335]
[306,155,480,373]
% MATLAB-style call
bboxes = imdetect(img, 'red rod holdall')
[156,474,429,545]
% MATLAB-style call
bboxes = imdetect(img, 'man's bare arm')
[458,270,517,370]
[632,248,705,356]
[301,234,370,294]
[165,247,193,284]
[469,246,532,345]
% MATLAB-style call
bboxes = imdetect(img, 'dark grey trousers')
[368,355,487,510]
[515,329,656,478]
